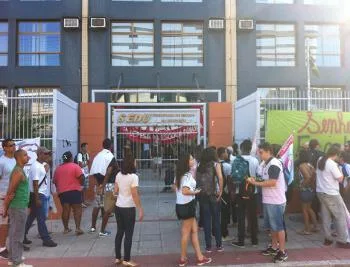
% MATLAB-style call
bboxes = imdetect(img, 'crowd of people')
[2,136,350,266]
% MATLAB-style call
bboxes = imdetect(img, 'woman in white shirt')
[316,146,350,248]
[175,153,212,267]
[114,155,144,267]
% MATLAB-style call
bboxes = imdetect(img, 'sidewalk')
[1,169,350,266]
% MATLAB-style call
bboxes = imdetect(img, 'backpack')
[231,155,250,183]
[196,164,216,198]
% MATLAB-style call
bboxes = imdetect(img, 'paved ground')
[1,169,350,266]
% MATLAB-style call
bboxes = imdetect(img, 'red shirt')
[53,162,83,194]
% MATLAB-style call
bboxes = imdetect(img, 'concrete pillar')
[81,0,89,102]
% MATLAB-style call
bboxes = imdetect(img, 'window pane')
[162,0,202,2]
[0,22,8,66]
[305,24,340,67]
[112,0,152,2]
[304,0,339,5]
[161,22,203,67]
[111,22,154,67]
[18,22,61,66]
[0,55,7,66]
[256,23,295,67]
[256,0,293,3]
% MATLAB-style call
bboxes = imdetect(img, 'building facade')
[236,0,350,100]
[0,0,226,104]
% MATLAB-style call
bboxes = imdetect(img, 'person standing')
[316,146,350,248]
[3,149,32,267]
[196,147,224,253]
[89,138,116,237]
[53,151,84,235]
[77,143,90,208]
[0,139,16,260]
[232,140,259,248]
[247,143,288,263]
[24,147,57,247]
[175,153,211,267]
[114,154,144,267]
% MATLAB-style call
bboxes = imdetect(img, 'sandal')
[115,259,122,265]
[63,228,72,234]
[75,229,84,236]
[297,230,312,235]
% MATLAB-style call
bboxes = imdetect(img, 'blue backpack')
[231,155,250,183]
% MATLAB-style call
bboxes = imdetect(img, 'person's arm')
[215,163,223,200]
[331,161,344,183]
[3,170,23,217]
[248,164,280,188]
[182,187,201,196]
[31,166,41,208]
[130,175,144,221]
[299,164,311,186]
[101,158,116,191]
[77,153,84,168]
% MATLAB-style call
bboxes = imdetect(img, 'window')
[0,22,8,66]
[17,22,60,66]
[20,0,61,1]
[256,0,293,3]
[304,0,339,5]
[162,0,202,2]
[256,23,295,67]
[111,22,154,66]
[112,0,152,2]
[161,22,203,67]
[305,24,340,67]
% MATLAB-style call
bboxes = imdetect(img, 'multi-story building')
[236,0,350,100]
[0,0,226,104]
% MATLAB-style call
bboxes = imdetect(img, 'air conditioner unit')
[208,18,225,30]
[238,19,254,30]
[63,18,80,29]
[90,17,107,29]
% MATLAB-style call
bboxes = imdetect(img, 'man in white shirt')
[77,142,90,207]
[89,138,116,237]
[24,147,57,248]
[0,139,16,260]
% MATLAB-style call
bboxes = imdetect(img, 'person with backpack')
[247,142,288,263]
[75,143,90,208]
[217,147,232,241]
[231,140,259,248]
[196,147,224,253]
[297,150,318,235]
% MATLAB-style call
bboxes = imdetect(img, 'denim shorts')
[263,203,286,232]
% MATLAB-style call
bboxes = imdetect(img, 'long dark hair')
[317,146,340,171]
[197,147,218,173]
[121,154,135,175]
[175,153,191,190]
[297,150,312,167]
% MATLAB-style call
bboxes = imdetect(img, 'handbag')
[176,199,196,220]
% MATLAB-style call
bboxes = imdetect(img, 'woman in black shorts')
[53,151,84,235]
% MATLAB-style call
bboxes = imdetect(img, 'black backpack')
[196,164,216,198]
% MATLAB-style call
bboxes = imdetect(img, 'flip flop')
[75,229,84,236]
[297,230,312,235]
[63,228,72,234]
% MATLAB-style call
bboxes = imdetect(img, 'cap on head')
[37,146,51,154]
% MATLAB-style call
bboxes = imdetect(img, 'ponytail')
[317,146,340,171]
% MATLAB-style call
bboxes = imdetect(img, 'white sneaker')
[88,228,96,233]
[222,236,234,242]
[15,263,32,267]
[8,256,26,266]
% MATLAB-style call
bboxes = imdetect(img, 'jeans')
[237,194,258,245]
[317,193,349,243]
[25,193,51,242]
[263,203,286,232]
[115,207,136,261]
[200,197,222,249]
[8,208,27,265]
[221,192,231,238]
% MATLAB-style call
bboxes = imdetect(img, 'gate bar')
[92,89,222,103]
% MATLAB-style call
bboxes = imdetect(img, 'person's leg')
[307,203,318,230]
[123,208,136,262]
[236,197,246,244]
[72,204,83,232]
[37,194,51,242]
[9,208,27,265]
[101,191,115,233]
[180,218,192,261]
[328,195,349,244]
[270,204,286,252]
[62,203,71,232]
[249,195,258,245]
[191,218,206,261]
[115,207,125,260]
[200,201,212,250]
[231,198,238,225]
[301,203,311,232]
[211,200,222,248]
[24,202,37,239]
[221,193,229,238]
[317,193,334,241]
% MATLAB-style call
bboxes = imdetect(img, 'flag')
[309,48,320,77]
[250,134,258,157]
[277,134,294,186]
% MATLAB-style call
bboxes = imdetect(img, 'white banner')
[114,109,200,127]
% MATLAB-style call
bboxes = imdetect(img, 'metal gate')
[0,89,78,170]
[113,108,201,191]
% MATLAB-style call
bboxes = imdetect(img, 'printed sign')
[266,111,350,152]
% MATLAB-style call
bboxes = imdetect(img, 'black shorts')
[176,200,196,220]
[59,190,82,205]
